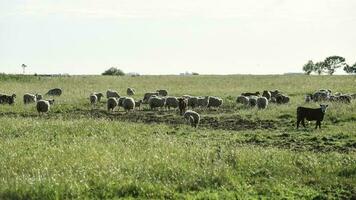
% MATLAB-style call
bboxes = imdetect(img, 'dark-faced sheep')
[106,90,120,99]
[178,97,188,115]
[197,96,209,108]
[236,95,249,106]
[0,94,16,105]
[127,88,135,96]
[23,93,38,104]
[107,97,118,112]
[143,92,159,103]
[207,96,223,108]
[248,96,258,107]
[148,96,166,110]
[135,100,143,110]
[188,96,198,109]
[276,94,290,104]
[262,90,271,100]
[165,96,179,110]
[46,88,62,96]
[241,92,260,97]
[257,97,268,109]
[157,89,168,96]
[270,90,280,99]
[184,110,200,128]
[297,104,328,129]
[123,97,135,111]
[36,100,51,114]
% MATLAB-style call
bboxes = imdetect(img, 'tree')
[314,61,326,75]
[302,60,314,75]
[102,67,125,76]
[324,56,346,75]
[343,63,356,74]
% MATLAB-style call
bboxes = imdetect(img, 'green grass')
[0,74,355,199]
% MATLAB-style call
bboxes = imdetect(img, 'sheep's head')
[320,104,328,113]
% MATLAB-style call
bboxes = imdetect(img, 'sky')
[0,0,355,75]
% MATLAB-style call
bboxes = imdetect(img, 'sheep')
[262,90,271,100]
[207,96,223,108]
[241,92,260,97]
[89,94,98,106]
[276,94,290,104]
[183,110,200,128]
[188,96,198,109]
[107,97,118,112]
[197,96,210,108]
[256,97,268,109]
[143,92,159,103]
[123,97,135,111]
[135,100,143,110]
[351,94,356,99]
[148,96,166,110]
[36,94,43,101]
[330,95,352,104]
[93,93,104,102]
[36,100,51,114]
[248,96,258,107]
[106,90,120,99]
[46,88,62,96]
[178,97,188,115]
[236,95,249,106]
[23,93,37,104]
[313,91,330,102]
[297,104,328,129]
[118,97,127,107]
[165,96,179,110]
[0,94,16,105]
[157,89,168,96]
[127,88,135,96]
[305,94,313,103]
[270,90,280,99]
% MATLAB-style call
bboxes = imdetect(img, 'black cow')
[297,104,328,129]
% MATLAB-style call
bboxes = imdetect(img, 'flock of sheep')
[0,87,354,129]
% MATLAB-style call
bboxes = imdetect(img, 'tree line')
[303,56,356,75]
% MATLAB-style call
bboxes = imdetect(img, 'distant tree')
[102,67,125,76]
[343,63,356,74]
[302,60,314,75]
[192,72,199,75]
[323,56,346,75]
[314,61,326,75]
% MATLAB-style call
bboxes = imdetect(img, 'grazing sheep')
[135,100,143,110]
[127,88,135,96]
[23,93,37,104]
[165,96,179,110]
[93,93,104,102]
[188,96,198,109]
[351,94,356,99]
[36,100,51,114]
[143,92,159,103]
[123,97,135,111]
[36,94,43,101]
[313,91,330,102]
[157,89,168,96]
[257,97,268,109]
[197,96,210,108]
[207,96,223,108]
[148,96,166,110]
[184,110,200,128]
[270,90,280,99]
[276,94,290,104]
[236,95,249,106]
[89,94,98,106]
[0,94,16,105]
[107,97,118,112]
[330,95,352,104]
[46,88,62,96]
[46,99,55,105]
[248,96,258,107]
[241,92,260,97]
[106,90,120,99]
[178,97,188,115]
[297,104,328,129]
[118,97,127,107]
[305,94,313,103]
[262,90,271,100]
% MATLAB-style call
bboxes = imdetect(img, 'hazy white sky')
[0,0,355,75]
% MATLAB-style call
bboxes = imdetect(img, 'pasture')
[0,74,355,199]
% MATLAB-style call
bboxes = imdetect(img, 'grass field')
[0,74,355,199]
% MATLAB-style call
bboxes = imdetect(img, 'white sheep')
[107,97,118,112]
[123,97,135,111]
[256,97,268,109]
[184,110,200,128]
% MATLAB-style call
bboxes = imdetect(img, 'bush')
[102,67,125,76]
